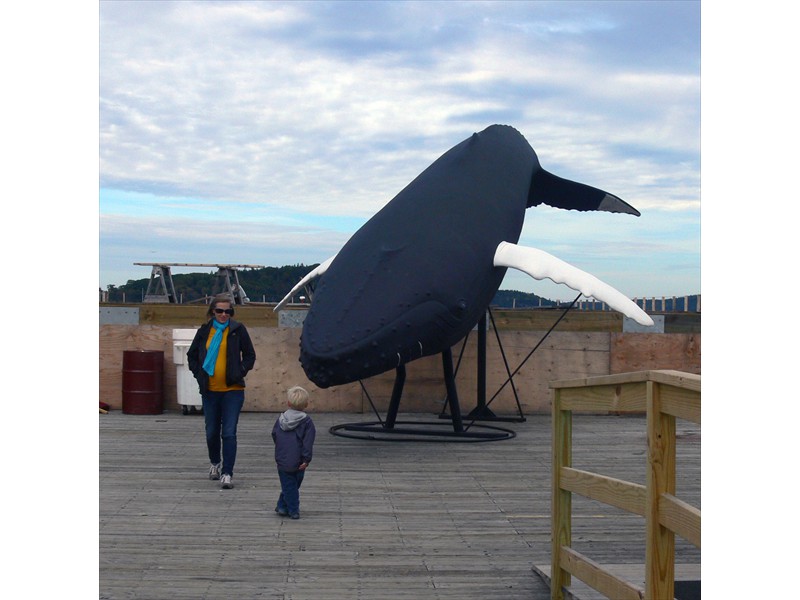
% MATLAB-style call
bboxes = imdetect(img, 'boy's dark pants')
[277,469,305,515]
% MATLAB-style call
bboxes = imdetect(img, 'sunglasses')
[214,308,234,315]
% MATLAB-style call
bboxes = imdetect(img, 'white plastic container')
[173,329,203,415]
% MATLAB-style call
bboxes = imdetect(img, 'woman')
[187,294,256,489]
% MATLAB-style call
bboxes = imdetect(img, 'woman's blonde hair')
[287,386,309,410]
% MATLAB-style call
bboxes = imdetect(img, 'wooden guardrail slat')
[559,546,644,600]
[557,382,647,413]
[659,493,701,549]
[559,467,646,516]
[658,386,701,424]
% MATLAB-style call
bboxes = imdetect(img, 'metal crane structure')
[134,263,264,304]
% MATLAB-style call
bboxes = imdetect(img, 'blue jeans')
[202,390,245,476]
[277,469,305,515]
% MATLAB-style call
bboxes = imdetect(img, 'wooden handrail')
[550,370,700,600]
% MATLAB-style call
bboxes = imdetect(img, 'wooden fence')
[549,370,701,600]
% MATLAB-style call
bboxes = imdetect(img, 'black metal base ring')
[329,420,516,443]
[438,411,526,424]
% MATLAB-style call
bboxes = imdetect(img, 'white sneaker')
[220,474,234,489]
[209,463,221,480]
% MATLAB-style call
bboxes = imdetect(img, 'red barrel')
[122,350,164,415]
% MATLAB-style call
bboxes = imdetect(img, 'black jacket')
[272,412,316,472]
[187,319,256,395]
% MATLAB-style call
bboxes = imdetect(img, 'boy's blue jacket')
[272,409,316,472]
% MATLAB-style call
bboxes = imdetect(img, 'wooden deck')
[99,410,700,599]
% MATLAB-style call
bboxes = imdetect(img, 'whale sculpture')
[277,125,653,389]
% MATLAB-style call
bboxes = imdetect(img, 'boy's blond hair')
[287,386,309,410]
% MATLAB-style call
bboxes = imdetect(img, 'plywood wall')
[610,332,701,375]
[100,318,700,415]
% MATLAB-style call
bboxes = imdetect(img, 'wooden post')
[645,380,676,600]
[551,388,572,600]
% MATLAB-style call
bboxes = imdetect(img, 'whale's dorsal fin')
[274,255,336,311]
[493,241,653,326]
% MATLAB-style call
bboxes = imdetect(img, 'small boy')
[271,386,316,519]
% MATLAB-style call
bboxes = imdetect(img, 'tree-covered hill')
[105,265,317,304]
[103,265,699,310]
[104,264,554,307]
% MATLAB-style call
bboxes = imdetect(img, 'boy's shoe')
[220,474,234,489]
[290,513,300,520]
[275,507,288,517]
[209,463,221,480]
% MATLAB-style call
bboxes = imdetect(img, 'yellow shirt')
[206,328,245,392]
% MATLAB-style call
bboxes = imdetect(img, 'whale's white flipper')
[493,241,654,327]
[273,256,336,312]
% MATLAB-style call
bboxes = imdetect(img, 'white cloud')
[100,0,700,295]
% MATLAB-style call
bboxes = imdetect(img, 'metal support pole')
[384,365,406,430]
[477,311,486,409]
[442,349,464,433]
[467,312,497,419]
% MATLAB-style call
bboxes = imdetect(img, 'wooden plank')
[559,467,646,517]
[100,411,699,599]
[658,385,701,424]
[648,370,700,393]
[551,371,653,389]
[136,303,280,327]
[556,382,647,413]
[645,381,676,600]
[610,334,700,376]
[105,303,689,332]
[659,493,701,549]
[100,303,700,334]
[551,391,572,600]
[490,309,624,332]
[533,563,700,600]
[559,547,644,600]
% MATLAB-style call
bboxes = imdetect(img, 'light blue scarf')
[202,319,229,376]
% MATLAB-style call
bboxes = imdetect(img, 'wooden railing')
[550,370,701,600]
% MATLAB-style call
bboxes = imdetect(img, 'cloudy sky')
[99,0,700,301]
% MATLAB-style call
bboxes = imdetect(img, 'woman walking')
[187,294,256,489]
